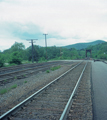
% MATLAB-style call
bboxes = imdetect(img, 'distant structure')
[86,50,91,58]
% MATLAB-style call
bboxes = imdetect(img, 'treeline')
[0,42,107,67]
[87,42,107,59]
[0,42,85,67]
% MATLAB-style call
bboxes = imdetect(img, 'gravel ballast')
[0,63,75,115]
[67,62,93,120]
[0,61,93,120]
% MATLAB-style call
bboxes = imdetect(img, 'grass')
[23,74,26,77]
[10,84,17,89]
[24,81,27,83]
[14,76,17,79]
[46,70,50,73]
[0,89,7,95]
[4,79,7,82]
[8,84,17,91]
[50,65,61,71]
[46,65,61,74]
[0,84,17,95]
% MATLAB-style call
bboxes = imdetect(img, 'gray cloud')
[0,0,107,50]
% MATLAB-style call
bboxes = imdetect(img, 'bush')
[0,55,4,67]
[46,70,50,73]
[9,51,22,65]
[97,54,107,60]
[0,89,7,95]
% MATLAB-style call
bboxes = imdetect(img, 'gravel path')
[0,63,75,115]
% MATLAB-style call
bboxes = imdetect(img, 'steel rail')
[0,62,62,76]
[0,62,82,120]
[0,65,52,83]
[0,61,69,71]
[0,61,72,77]
[59,62,87,120]
[0,62,73,83]
[0,63,39,72]
[0,61,63,73]
[0,64,51,77]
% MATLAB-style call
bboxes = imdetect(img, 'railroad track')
[0,61,64,74]
[0,61,69,74]
[0,61,90,120]
[67,62,92,120]
[0,61,73,85]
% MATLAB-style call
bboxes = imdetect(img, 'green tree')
[9,51,22,65]
[0,54,4,67]
[10,42,25,51]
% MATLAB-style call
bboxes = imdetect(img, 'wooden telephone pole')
[43,34,48,61]
[27,39,38,63]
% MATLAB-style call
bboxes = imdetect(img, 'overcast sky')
[0,0,107,51]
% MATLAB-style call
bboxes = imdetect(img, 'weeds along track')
[0,61,89,120]
[0,61,74,85]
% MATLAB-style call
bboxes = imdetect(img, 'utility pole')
[43,34,48,61]
[27,39,38,63]
[60,47,61,59]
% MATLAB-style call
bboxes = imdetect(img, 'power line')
[43,34,48,61]
[26,39,38,63]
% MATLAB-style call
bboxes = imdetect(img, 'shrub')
[24,81,27,83]
[8,84,17,91]
[10,84,17,89]
[0,89,7,95]
[46,70,50,73]
[9,51,22,65]
[0,55,4,67]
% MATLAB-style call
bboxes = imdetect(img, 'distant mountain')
[63,40,106,50]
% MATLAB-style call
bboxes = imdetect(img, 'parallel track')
[0,61,87,120]
[0,61,63,74]
[0,61,73,85]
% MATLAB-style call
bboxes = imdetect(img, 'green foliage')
[46,70,50,73]
[9,84,17,90]
[9,51,22,65]
[51,65,61,71]
[3,42,25,62]
[64,40,105,50]
[23,74,26,77]
[97,53,107,59]
[24,81,27,83]
[0,54,4,67]
[0,89,7,95]
[87,42,107,60]
[14,76,17,79]
[0,84,17,95]
[1,41,107,65]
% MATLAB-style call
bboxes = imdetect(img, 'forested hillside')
[0,41,107,67]
[64,40,105,49]
[87,42,107,59]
